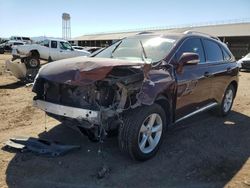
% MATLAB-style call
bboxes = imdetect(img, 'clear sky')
[0,0,249,38]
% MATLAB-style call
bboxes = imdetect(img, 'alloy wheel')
[138,113,163,154]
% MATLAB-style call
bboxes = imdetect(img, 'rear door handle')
[204,71,213,78]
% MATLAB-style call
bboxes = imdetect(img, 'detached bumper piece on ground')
[5,137,80,157]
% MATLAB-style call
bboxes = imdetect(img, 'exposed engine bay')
[34,67,143,112]
[33,67,146,140]
[32,57,175,141]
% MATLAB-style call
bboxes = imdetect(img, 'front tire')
[118,103,167,161]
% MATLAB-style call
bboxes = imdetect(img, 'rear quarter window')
[221,46,232,61]
[203,39,223,62]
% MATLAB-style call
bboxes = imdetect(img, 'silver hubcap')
[30,59,38,67]
[223,89,233,112]
[138,113,163,154]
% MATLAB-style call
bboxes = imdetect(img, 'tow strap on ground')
[5,137,80,157]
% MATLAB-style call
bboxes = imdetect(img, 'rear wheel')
[215,85,235,116]
[48,56,53,62]
[118,103,167,161]
[0,48,4,54]
[25,56,40,68]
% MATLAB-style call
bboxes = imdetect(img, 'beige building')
[70,22,250,59]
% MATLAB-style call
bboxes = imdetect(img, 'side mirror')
[178,52,200,65]
[176,52,199,74]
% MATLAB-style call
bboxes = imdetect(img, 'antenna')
[62,13,71,40]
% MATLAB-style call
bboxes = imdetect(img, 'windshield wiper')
[139,40,148,60]
[111,40,122,58]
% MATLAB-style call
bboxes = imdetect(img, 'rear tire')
[118,103,167,161]
[0,48,4,54]
[26,56,40,68]
[48,56,53,63]
[214,84,235,117]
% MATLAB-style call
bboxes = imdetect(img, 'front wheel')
[118,103,167,161]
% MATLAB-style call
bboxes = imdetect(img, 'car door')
[58,41,75,60]
[202,39,238,104]
[49,40,60,60]
[175,37,213,120]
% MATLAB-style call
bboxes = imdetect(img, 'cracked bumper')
[33,99,100,124]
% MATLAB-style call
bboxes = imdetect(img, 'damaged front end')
[32,57,174,140]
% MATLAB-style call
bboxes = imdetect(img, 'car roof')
[8,40,25,43]
[127,31,222,44]
[44,38,69,42]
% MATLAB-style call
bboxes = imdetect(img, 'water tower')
[62,13,71,40]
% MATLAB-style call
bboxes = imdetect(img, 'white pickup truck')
[12,38,90,68]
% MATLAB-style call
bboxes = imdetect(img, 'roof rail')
[183,30,220,41]
[136,31,154,35]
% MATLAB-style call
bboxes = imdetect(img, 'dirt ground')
[0,53,249,188]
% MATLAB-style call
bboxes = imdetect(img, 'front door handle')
[204,71,213,78]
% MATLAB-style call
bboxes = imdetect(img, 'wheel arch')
[30,50,40,58]
[229,80,238,98]
[155,94,173,125]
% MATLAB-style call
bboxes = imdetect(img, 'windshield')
[95,35,177,63]
[60,41,73,50]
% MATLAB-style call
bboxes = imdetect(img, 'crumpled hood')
[38,56,145,86]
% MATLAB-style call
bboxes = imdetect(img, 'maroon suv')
[32,31,239,161]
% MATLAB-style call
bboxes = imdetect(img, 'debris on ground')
[4,137,80,157]
[97,165,110,179]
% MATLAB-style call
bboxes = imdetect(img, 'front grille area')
[33,78,98,110]
[242,61,250,69]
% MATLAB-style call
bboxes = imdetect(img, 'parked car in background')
[0,40,25,54]
[72,45,91,55]
[10,36,32,43]
[72,45,85,51]
[32,31,239,161]
[237,52,250,70]
[12,38,91,68]
[83,46,102,53]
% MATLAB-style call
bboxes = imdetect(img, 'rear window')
[42,40,49,47]
[203,39,223,62]
[22,37,30,40]
[13,42,24,45]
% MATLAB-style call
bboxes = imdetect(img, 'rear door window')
[176,38,205,63]
[203,39,223,62]
[51,41,57,48]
